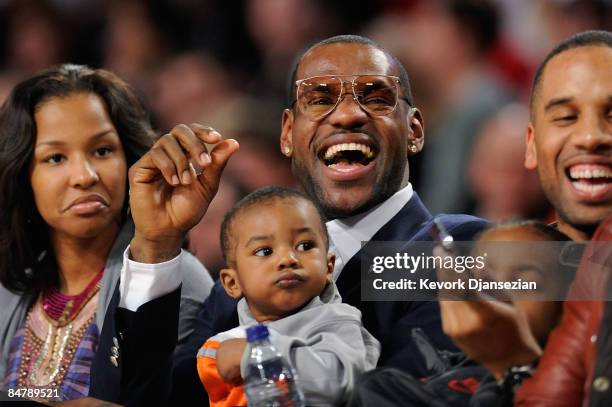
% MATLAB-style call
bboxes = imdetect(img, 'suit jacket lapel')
[336,193,433,300]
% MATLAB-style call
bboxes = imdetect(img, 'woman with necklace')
[0,65,214,401]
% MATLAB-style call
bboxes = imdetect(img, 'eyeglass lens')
[297,75,399,119]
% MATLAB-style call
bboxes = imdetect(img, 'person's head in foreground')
[219,186,335,322]
[280,35,424,220]
[0,64,155,295]
[525,30,612,241]
[474,221,573,345]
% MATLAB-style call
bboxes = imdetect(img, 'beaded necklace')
[18,268,103,390]
[42,269,103,326]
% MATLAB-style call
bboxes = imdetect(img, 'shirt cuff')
[119,246,184,311]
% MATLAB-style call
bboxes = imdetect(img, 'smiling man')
[277,35,486,370]
[90,35,487,406]
[423,30,612,406]
[525,33,612,241]
[280,39,419,219]
[515,30,612,405]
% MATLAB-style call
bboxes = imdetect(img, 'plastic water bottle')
[244,324,305,407]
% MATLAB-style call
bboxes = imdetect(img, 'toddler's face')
[221,198,333,322]
[473,226,565,344]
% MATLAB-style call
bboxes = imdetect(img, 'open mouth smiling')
[566,163,612,199]
[317,136,379,181]
[322,142,376,168]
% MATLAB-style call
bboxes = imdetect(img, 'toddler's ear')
[219,268,243,299]
[326,253,336,282]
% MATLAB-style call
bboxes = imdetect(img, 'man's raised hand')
[128,123,239,263]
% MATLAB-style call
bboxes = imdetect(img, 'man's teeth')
[323,143,374,160]
[570,165,612,193]
[572,182,608,193]
[569,166,612,179]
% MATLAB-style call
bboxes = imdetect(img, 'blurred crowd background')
[1,0,610,276]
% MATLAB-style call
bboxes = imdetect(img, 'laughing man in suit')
[90,35,487,406]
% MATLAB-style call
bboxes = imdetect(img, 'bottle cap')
[246,324,270,342]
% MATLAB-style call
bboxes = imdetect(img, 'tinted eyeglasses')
[294,74,410,120]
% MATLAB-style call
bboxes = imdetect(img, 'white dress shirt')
[326,183,413,280]
[119,248,184,311]
[120,183,413,309]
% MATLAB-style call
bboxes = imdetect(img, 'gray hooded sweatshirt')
[203,282,380,406]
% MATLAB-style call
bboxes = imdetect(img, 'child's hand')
[216,338,247,385]
[439,298,542,379]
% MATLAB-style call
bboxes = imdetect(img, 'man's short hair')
[220,186,330,264]
[286,34,414,108]
[529,30,612,118]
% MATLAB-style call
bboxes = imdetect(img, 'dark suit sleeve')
[168,281,238,406]
[90,285,181,407]
[444,217,489,241]
[91,281,239,406]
